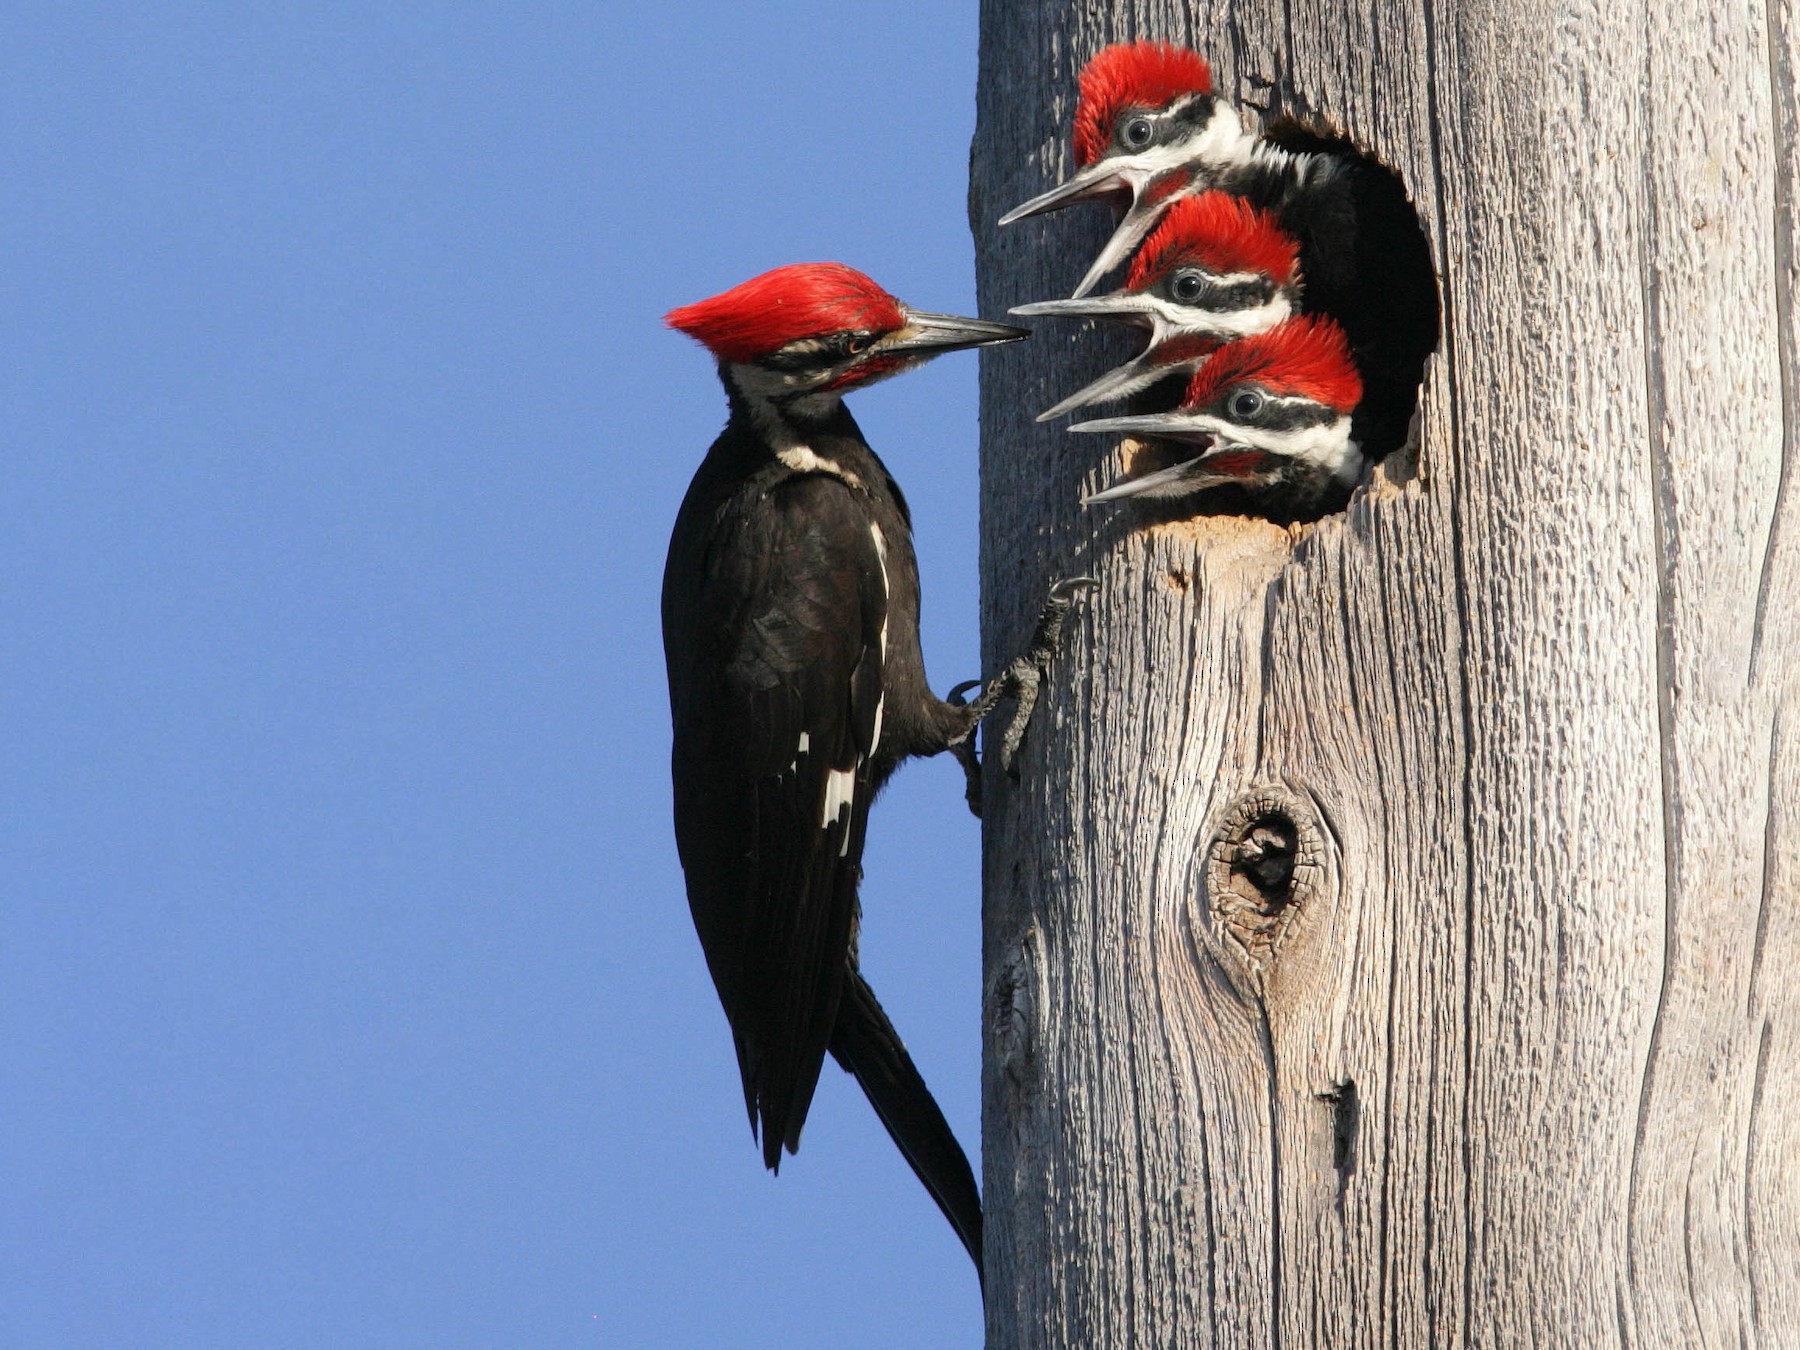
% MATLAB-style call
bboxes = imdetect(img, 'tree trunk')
[970,2,1800,1345]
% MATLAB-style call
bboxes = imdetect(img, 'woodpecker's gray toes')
[950,739,984,818]
[945,680,986,817]
[998,575,1099,777]
[945,577,1097,791]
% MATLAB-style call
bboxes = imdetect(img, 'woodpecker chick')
[1072,314,1364,520]
[662,262,1082,1279]
[998,42,1229,297]
[1001,41,1438,464]
[1011,191,1301,420]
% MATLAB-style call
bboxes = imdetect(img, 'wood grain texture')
[970,1,1799,1345]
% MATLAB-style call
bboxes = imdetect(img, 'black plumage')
[663,267,1089,1280]
[1240,120,1442,464]
[664,395,972,1178]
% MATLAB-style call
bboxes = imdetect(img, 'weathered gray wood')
[970,1,1799,1345]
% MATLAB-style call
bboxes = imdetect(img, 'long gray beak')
[1009,291,1159,327]
[997,161,1129,226]
[1068,409,1217,445]
[885,308,1030,356]
[1083,457,1230,504]
[1082,440,1275,503]
[998,159,1181,297]
[1069,200,1169,298]
[1036,352,1173,422]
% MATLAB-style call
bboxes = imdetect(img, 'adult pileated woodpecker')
[662,262,1085,1280]
[1000,41,1438,465]
[1072,314,1365,520]
[1011,190,1301,420]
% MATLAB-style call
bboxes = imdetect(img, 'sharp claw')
[947,678,984,708]
[1050,575,1101,601]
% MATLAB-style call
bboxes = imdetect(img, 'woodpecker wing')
[666,470,886,1170]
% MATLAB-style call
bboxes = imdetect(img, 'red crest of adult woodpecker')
[1071,314,1364,515]
[1010,191,1302,420]
[666,262,1024,409]
[999,42,1260,297]
[662,261,1086,1281]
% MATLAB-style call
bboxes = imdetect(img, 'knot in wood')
[1204,787,1322,969]
[987,925,1041,1096]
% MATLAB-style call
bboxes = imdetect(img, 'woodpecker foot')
[946,680,986,818]
[957,576,1099,782]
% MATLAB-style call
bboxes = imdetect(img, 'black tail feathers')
[828,969,984,1287]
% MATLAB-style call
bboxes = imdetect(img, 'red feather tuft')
[665,263,906,363]
[1127,192,1301,291]
[1185,315,1362,412]
[1073,42,1214,167]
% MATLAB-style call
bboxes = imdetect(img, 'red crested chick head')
[1073,42,1214,166]
[1073,314,1366,513]
[665,263,906,364]
[1185,314,1361,414]
[1127,192,1300,292]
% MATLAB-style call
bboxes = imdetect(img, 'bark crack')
[1375,574,1403,1349]
[1626,14,1684,1345]
[1753,0,1797,685]
[1416,0,1472,1341]
[1256,995,1285,1350]
[1746,1016,1773,1338]
[1748,713,1782,1020]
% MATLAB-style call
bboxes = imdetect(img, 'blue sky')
[4,4,997,1344]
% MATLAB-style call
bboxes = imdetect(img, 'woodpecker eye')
[1121,115,1155,149]
[845,334,873,355]
[1228,389,1265,420]
[1171,270,1205,303]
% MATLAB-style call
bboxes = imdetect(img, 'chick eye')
[1121,115,1155,149]
[1228,388,1265,420]
[1171,270,1204,302]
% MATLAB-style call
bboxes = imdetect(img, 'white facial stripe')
[1215,295,1296,337]
[1178,102,1258,172]
[1193,410,1355,472]
[1119,103,1254,181]
[1139,294,1198,332]
[1145,290,1294,343]
[1163,265,1276,290]
[1149,103,1314,184]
